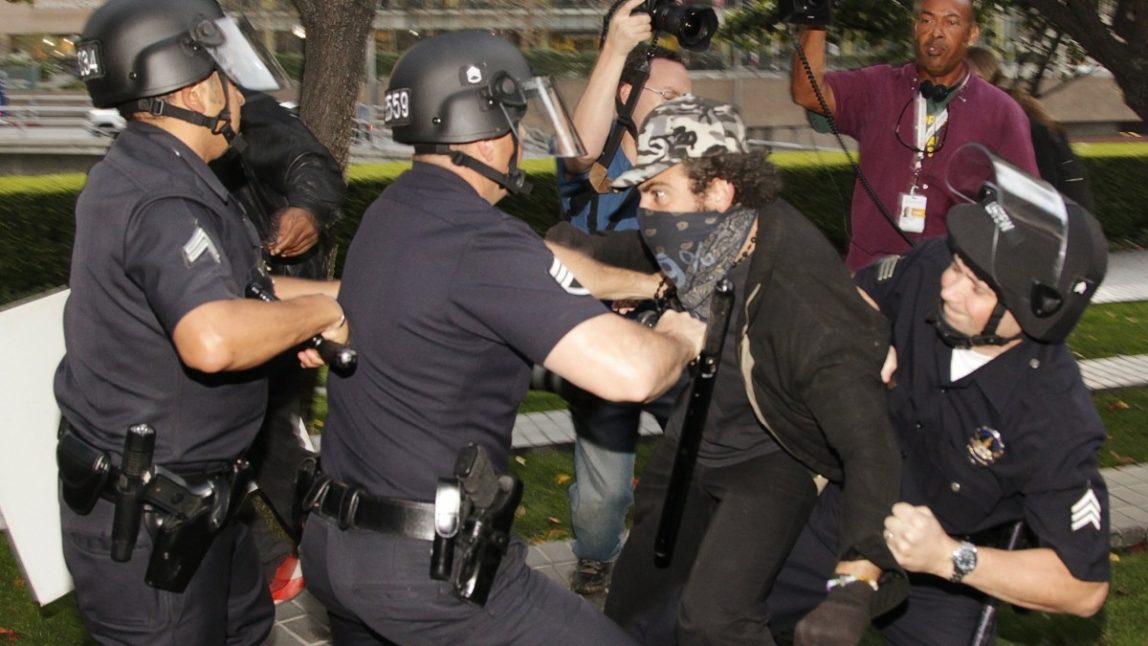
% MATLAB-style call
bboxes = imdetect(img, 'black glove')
[795,579,875,646]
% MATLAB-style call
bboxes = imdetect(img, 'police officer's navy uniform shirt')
[323,163,605,502]
[55,121,266,466]
[856,239,1109,582]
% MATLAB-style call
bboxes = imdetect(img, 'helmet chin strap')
[121,70,236,142]
[413,109,533,196]
[930,300,1023,349]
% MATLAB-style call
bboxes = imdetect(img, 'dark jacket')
[210,89,346,278]
[548,198,907,612]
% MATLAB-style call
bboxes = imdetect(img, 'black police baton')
[969,520,1026,646]
[111,424,155,562]
[653,278,734,568]
[245,280,357,375]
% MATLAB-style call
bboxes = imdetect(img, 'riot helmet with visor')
[943,143,1107,344]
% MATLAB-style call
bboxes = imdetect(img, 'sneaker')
[570,558,613,595]
[269,553,305,604]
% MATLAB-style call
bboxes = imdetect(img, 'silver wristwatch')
[949,540,978,583]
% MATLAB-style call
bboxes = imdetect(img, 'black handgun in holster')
[55,423,251,593]
[142,458,252,592]
[429,443,523,606]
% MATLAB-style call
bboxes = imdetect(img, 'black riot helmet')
[383,30,584,195]
[76,0,283,136]
[944,144,1108,344]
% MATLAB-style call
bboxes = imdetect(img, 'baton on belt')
[245,279,357,374]
[653,278,735,568]
[969,520,1026,646]
[111,424,155,562]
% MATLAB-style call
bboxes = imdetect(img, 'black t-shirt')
[856,239,1110,582]
[322,163,605,501]
[54,122,266,465]
[663,259,779,467]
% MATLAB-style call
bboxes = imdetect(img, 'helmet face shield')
[945,142,1106,342]
[519,76,585,159]
[202,16,286,92]
[946,143,1070,296]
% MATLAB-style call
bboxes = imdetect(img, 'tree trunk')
[291,0,377,170]
[1017,0,1148,122]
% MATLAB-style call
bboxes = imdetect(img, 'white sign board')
[0,288,74,604]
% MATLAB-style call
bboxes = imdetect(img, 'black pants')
[241,354,318,576]
[300,513,637,646]
[767,484,989,645]
[604,440,818,646]
[61,495,273,645]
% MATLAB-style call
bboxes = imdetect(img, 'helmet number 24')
[383,89,411,127]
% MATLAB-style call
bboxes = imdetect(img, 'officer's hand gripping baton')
[653,278,734,568]
[244,280,356,374]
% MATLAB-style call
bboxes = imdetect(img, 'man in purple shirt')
[791,0,1037,272]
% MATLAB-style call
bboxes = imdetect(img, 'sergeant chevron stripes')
[1071,488,1102,532]
[182,226,220,265]
[549,258,589,296]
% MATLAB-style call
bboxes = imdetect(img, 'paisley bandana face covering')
[638,205,756,319]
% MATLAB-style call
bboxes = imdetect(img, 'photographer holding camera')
[553,0,696,597]
[789,0,1037,272]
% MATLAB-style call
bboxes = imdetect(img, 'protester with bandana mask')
[547,96,907,645]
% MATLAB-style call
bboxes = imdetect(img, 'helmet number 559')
[383,89,411,127]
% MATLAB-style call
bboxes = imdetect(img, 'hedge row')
[4,151,1147,306]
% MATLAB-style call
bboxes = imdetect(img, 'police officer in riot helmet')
[56,0,346,642]
[769,146,1110,644]
[298,30,703,644]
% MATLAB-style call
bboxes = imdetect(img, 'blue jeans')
[564,379,682,563]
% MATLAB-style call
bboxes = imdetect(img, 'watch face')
[951,542,978,581]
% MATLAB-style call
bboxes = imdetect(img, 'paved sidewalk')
[269,250,1148,645]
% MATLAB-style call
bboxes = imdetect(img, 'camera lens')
[677,8,718,50]
[651,4,717,52]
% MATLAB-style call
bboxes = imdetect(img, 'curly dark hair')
[684,153,783,210]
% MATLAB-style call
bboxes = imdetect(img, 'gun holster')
[55,426,252,593]
[431,443,524,606]
[57,426,112,516]
[143,459,252,592]
[292,454,321,533]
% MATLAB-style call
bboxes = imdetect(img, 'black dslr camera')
[634,0,718,51]
[779,0,833,26]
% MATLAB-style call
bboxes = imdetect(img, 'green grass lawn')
[1069,301,1148,360]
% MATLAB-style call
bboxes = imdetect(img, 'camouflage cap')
[612,95,748,189]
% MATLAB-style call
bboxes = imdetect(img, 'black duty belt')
[309,477,437,541]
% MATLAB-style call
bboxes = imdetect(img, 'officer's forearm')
[949,546,1108,617]
[543,312,699,403]
[173,295,343,372]
[273,276,340,300]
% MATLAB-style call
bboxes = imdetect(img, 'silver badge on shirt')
[967,425,1005,466]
